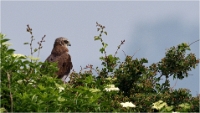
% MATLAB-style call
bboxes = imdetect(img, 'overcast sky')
[1,1,199,96]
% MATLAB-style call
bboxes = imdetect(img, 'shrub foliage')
[1,23,199,112]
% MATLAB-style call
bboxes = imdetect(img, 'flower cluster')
[120,102,136,108]
[12,54,40,61]
[17,79,36,85]
[2,42,12,46]
[152,100,167,110]
[12,54,26,58]
[104,84,119,92]
[89,88,100,93]
[55,83,65,93]
[105,77,117,81]
[27,56,40,61]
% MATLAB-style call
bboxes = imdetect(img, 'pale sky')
[1,1,199,96]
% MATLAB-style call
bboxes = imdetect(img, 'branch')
[7,72,13,112]
[189,39,199,46]
[131,48,140,59]
[37,35,46,58]
[170,79,178,90]
[26,24,34,62]
[153,73,164,85]
[114,40,125,57]
[122,50,127,57]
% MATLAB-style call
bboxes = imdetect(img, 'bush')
[0,23,199,112]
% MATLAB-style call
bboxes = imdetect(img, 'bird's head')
[54,37,71,47]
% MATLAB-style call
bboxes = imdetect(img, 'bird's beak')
[67,42,71,46]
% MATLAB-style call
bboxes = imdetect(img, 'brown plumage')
[45,37,73,80]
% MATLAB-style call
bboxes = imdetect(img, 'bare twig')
[26,24,34,62]
[189,39,199,46]
[104,47,107,58]
[37,35,46,58]
[27,25,33,55]
[114,40,125,57]
[79,64,100,75]
[79,66,83,73]
[122,50,127,57]
[26,24,46,63]
[122,49,140,59]
[131,48,140,59]
[171,79,178,90]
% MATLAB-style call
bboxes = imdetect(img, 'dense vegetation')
[1,23,199,112]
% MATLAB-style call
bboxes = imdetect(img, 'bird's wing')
[40,54,56,73]
[56,52,73,79]
[45,54,56,62]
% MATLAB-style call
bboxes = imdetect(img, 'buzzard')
[44,37,73,81]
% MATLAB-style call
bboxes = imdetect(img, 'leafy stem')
[94,22,126,78]
[114,40,125,57]
[26,24,34,58]
[37,35,46,58]
[25,24,46,62]
[94,22,107,57]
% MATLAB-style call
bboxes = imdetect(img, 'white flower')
[27,56,40,61]
[105,77,112,80]
[12,54,26,58]
[28,79,36,85]
[152,100,167,110]
[58,86,64,93]
[172,112,180,113]
[17,80,23,84]
[106,84,115,88]
[105,77,117,81]
[104,84,119,92]
[120,102,136,108]
[112,77,117,81]
[105,87,119,92]
[55,83,65,93]
[17,79,36,85]
[178,103,190,109]
[2,42,12,46]
[89,88,100,93]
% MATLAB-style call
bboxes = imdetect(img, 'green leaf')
[84,75,94,84]
[7,49,15,54]
[99,56,104,60]
[94,36,101,41]
[104,31,107,35]
[0,108,7,112]
[38,84,46,91]
[141,58,148,63]
[24,42,29,45]
[1,38,10,44]
[32,94,38,102]
[34,48,38,52]
[162,105,173,112]
[58,97,65,102]
[103,43,108,48]
[101,62,106,66]
[99,48,105,54]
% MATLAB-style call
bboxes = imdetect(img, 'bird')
[44,37,73,81]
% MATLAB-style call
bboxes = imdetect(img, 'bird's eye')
[64,40,68,43]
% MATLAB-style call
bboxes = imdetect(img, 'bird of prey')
[44,37,73,81]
